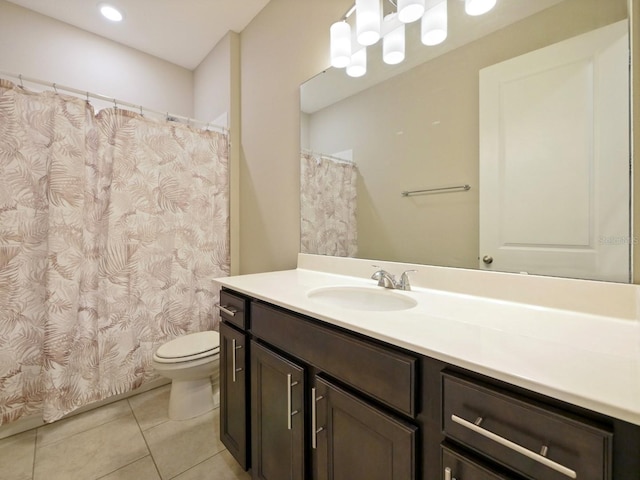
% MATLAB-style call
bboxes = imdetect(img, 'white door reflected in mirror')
[479,20,630,282]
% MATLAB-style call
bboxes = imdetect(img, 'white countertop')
[215,256,640,427]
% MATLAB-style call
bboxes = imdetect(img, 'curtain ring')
[52,83,58,94]
[113,98,118,109]
[139,105,143,116]
[86,91,90,103]
[18,74,24,88]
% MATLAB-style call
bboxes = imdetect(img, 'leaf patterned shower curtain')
[0,79,229,424]
[300,152,357,257]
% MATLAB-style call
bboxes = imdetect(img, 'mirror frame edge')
[632,0,639,284]
[302,1,639,284]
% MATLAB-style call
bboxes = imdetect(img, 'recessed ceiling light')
[99,3,124,22]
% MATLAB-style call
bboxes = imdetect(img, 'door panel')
[251,341,305,480]
[479,20,630,281]
[314,376,416,480]
[220,322,249,469]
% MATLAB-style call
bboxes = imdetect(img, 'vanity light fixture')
[99,3,124,22]
[356,0,382,46]
[383,14,405,64]
[330,21,352,67]
[464,0,496,16]
[397,0,425,23]
[347,48,367,77]
[331,0,498,77]
[421,0,447,46]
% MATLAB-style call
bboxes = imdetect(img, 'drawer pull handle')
[451,414,577,479]
[287,375,299,430]
[444,467,456,480]
[215,304,238,317]
[311,387,325,449]
[231,339,243,382]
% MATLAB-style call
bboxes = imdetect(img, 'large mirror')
[300,0,632,282]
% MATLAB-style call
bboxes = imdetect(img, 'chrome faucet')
[371,267,417,291]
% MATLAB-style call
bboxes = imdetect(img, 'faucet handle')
[399,270,417,291]
[371,265,396,288]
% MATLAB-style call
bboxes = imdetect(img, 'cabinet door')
[251,341,305,480]
[442,445,512,480]
[220,321,249,470]
[314,377,417,480]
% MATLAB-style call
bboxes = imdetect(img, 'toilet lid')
[154,331,220,361]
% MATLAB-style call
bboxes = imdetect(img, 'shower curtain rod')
[0,71,226,133]
[302,149,356,166]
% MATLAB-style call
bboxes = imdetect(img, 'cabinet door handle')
[451,414,577,479]
[215,304,238,317]
[311,387,325,449]
[444,467,456,480]
[287,374,299,430]
[231,339,243,382]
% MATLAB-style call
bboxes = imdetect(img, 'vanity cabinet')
[218,290,251,470]
[218,287,640,480]
[249,300,418,480]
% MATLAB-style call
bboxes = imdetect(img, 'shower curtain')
[300,152,357,257]
[0,79,229,425]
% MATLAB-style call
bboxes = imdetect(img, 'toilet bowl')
[152,330,220,421]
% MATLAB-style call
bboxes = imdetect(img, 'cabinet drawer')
[251,302,417,417]
[443,374,612,480]
[218,289,249,330]
[441,445,511,480]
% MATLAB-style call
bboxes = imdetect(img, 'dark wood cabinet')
[218,287,640,480]
[218,289,251,470]
[251,302,418,417]
[251,340,305,480]
[220,321,249,470]
[442,373,612,480]
[249,301,418,480]
[441,445,512,480]
[313,376,417,480]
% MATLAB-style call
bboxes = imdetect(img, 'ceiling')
[5,0,271,70]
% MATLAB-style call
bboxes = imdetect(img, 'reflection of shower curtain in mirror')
[300,152,357,257]
[0,79,229,425]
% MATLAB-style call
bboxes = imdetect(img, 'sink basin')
[306,286,417,311]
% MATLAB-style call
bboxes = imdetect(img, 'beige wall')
[238,0,352,274]
[194,32,241,275]
[305,0,627,269]
[194,32,233,124]
[0,0,193,116]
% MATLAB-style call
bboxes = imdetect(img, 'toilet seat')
[153,331,220,364]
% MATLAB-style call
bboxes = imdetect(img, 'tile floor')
[0,385,251,480]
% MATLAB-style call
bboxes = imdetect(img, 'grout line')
[93,455,153,480]
[130,397,163,479]
[35,401,133,449]
[165,447,229,480]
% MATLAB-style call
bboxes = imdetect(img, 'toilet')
[152,330,220,421]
